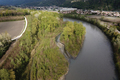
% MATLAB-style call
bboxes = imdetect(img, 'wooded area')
[61,0,120,10]
[61,21,86,57]
[0,11,68,80]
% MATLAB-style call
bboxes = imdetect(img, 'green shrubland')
[0,69,15,80]
[0,33,11,58]
[63,13,120,79]
[0,11,68,80]
[0,9,30,22]
[0,11,86,80]
[0,9,30,17]
[61,21,86,57]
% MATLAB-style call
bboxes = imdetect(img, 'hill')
[0,0,120,10]
[61,0,120,10]
[0,0,65,6]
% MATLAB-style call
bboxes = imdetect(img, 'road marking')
[11,16,27,40]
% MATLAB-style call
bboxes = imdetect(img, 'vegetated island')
[60,21,86,58]
[63,13,120,79]
[0,10,86,80]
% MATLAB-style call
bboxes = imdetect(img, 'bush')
[0,32,11,58]
[61,21,86,57]
[0,9,30,17]
[1,11,68,80]
[0,69,10,80]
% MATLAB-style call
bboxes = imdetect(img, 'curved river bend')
[63,18,118,80]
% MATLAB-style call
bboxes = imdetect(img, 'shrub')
[0,32,11,58]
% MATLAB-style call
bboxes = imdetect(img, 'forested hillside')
[61,0,120,10]
[0,0,65,6]
[0,0,120,10]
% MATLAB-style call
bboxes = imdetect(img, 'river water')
[63,18,118,80]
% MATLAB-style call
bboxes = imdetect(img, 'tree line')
[0,9,30,17]
[61,21,86,57]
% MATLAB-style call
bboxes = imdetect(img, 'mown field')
[0,11,68,80]
[0,16,24,22]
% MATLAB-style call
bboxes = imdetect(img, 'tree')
[0,69,10,80]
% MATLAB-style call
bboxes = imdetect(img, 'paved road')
[0,20,25,39]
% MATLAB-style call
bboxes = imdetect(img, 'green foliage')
[1,11,68,80]
[61,21,86,57]
[116,26,120,31]
[0,33,11,58]
[0,9,30,17]
[38,11,60,32]
[29,11,68,80]
[0,69,10,80]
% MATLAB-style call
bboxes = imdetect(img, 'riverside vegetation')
[60,21,86,57]
[63,13,120,79]
[0,10,86,80]
[0,33,11,58]
[0,9,30,22]
[0,9,30,59]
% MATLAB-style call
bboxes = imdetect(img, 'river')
[63,18,118,80]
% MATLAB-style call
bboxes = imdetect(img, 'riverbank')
[63,14,120,79]
[0,11,69,80]
[56,22,86,79]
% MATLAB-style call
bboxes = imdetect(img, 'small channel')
[62,18,118,80]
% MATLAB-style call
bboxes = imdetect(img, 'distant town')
[0,5,120,17]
